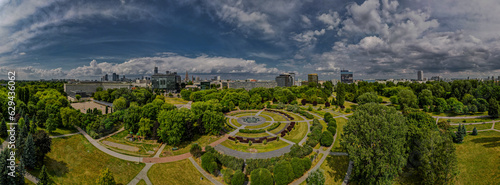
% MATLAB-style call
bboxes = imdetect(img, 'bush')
[471,126,478,135]
[239,129,266,133]
[266,122,281,131]
[320,131,334,146]
[301,99,307,105]
[201,153,219,176]
[249,140,252,146]
[312,101,318,106]
[263,139,267,145]
[274,161,295,185]
[300,157,312,171]
[288,144,313,158]
[190,143,202,158]
[308,106,313,111]
[231,170,245,185]
[250,168,273,185]
[345,108,351,113]
[325,102,330,107]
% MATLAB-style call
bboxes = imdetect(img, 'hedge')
[266,122,281,131]
[239,128,266,133]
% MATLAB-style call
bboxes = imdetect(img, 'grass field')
[332,118,348,152]
[311,153,324,168]
[137,179,147,185]
[235,132,270,138]
[260,111,287,121]
[220,139,289,153]
[446,117,499,124]
[283,122,308,144]
[319,120,328,132]
[245,122,272,129]
[102,130,161,157]
[28,135,144,184]
[37,126,78,136]
[268,122,288,134]
[427,111,489,117]
[321,155,350,185]
[451,123,493,131]
[378,95,391,103]
[160,134,220,157]
[454,131,500,184]
[495,123,500,130]
[227,111,258,116]
[230,118,242,127]
[285,111,304,121]
[148,159,213,185]
[164,97,189,105]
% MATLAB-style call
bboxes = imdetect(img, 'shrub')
[274,161,295,185]
[300,157,312,171]
[471,126,478,135]
[263,139,267,145]
[288,144,313,158]
[308,106,313,111]
[266,122,281,131]
[249,140,252,146]
[301,99,307,105]
[325,102,330,107]
[239,129,266,133]
[201,153,219,175]
[320,131,334,146]
[312,101,318,106]
[190,143,202,158]
[231,170,245,185]
[345,108,351,113]
[250,168,273,185]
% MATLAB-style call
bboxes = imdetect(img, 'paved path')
[154,144,166,158]
[127,163,153,185]
[342,161,354,185]
[255,108,265,116]
[49,132,81,138]
[214,144,293,159]
[290,135,336,185]
[76,127,143,163]
[434,115,492,124]
[189,157,223,185]
[450,120,500,125]
[25,171,39,184]
[265,131,295,145]
[330,152,348,156]
[102,140,140,152]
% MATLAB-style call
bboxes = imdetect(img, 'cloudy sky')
[1,0,499,80]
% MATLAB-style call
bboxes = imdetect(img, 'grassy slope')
[220,139,289,153]
[29,135,144,184]
[283,121,308,144]
[148,159,213,185]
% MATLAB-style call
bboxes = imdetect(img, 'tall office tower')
[340,70,353,83]
[418,70,424,81]
[112,73,117,81]
[154,67,158,74]
[308,73,319,84]
[275,73,294,87]
[289,73,296,86]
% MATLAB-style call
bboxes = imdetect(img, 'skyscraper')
[276,73,294,87]
[418,70,424,81]
[340,70,353,84]
[185,71,189,82]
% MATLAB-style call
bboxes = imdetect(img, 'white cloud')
[217,5,274,35]
[317,11,340,30]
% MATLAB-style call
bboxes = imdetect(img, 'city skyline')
[1,0,500,80]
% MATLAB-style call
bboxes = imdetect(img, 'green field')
[332,118,348,152]
[245,122,272,129]
[454,131,500,184]
[446,117,499,124]
[495,123,500,130]
[321,155,350,185]
[28,135,144,184]
[260,111,287,121]
[451,123,493,131]
[161,134,220,157]
[427,111,489,117]
[220,139,290,153]
[268,122,288,134]
[230,118,242,127]
[137,179,147,185]
[148,159,213,185]
[285,111,305,121]
[102,130,161,157]
[319,120,328,132]
[235,132,270,138]
[283,122,308,144]
[37,126,78,136]
[164,97,189,104]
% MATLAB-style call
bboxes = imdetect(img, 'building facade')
[340,70,353,83]
[418,70,424,81]
[308,73,318,84]
[276,73,294,87]
[151,69,182,93]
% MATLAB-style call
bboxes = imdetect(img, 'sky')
[0,0,500,80]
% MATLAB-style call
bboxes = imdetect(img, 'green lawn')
[319,120,328,132]
[321,155,350,185]
[37,126,78,136]
[454,131,500,184]
[164,97,189,104]
[260,111,287,121]
[495,123,500,130]
[161,134,220,157]
[235,131,270,138]
[446,117,499,124]
[220,139,290,153]
[283,122,308,144]
[148,159,213,185]
[378,95,391,103]
[230,118,242,127]
[227,111,258,116]
[102,130,161,157]
[332,118,348,152]
[28,135,144,184]
[427,111,488,117]
[284,111,304,121]
[268,122,288,134]
[245,122,272,129]
[137,179,147,185]
[451,123,493,131]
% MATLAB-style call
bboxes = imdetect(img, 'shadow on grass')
[45,157,69,177]
[470,137,500,148]
[325,155,349,182]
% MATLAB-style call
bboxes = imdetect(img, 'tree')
[231,170,245,185]
[202,110,225,135]
[60,107,80,128]
[454,125,464,144]
[342,103,408,184]
[96,168,116,185]
[34,130,52,163]
[75,95,81,101]
[45,114,57,133]
[291,157,305,179]
[471,126,478,135]
[356,92,378,105]
[112,97,127,111]
[190,143,202,158]
[336,83,345,106]
[250,168,273,185]
[37,165,50,185]
[157,108,193,145]
[201,152,219,175]
[488,98,500,118]
[306,169,325,185]
[22,134,36,169]
[418,89,433,108]
[123,104,142,133]
[398,89,418,110]
[320,131,334,146]
[0,119,7,138]
[274,161,295,185]
[137,118,152,137]
[416,130,459,184]
[105,106,109,114]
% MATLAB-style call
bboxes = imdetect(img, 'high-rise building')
[289,73,296,86]
[151,68,182,92]
[276,73,294,87]
[101,74,108,81]
[154,67,158,74]
[185,71,189,82]
[112,73,118,81]
[418,70,424,81]
[430,76,441,81]
[340,70,353,84]
[308,73,318,85]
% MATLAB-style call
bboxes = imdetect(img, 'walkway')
[48,132,81,138]
[265,131,295,145]
[127,163,153,185]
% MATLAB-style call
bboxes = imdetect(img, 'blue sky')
[1,0,500,80]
